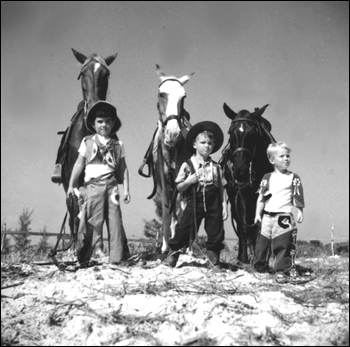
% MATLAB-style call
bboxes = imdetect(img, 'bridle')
[77,55,110,80]
[158,78,186,128]
[228,117,261,186]
[225,117,262,228]
[76,55,111,117]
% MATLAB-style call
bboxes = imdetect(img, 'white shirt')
[264,171,294,213]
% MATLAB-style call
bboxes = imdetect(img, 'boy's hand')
[254,215,262,224]
[297,209,304,223]
[123,192,131,204]
[187,173,198,185]
[67,187,75,198]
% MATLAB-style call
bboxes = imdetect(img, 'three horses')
[219,103,275,263]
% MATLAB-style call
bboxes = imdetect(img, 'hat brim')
[86,101,121,134]
[185,121,224,154]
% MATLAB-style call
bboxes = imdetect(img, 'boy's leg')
[77,183,105,264]
[253,215,273,272]
[106,182,128,264]
[203,189,224,265]
[168,199,201,251]
[271,214,295,273]
[164,199,204,267]
[76,202,93,264]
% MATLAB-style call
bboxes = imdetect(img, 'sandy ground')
[1,254,349,346]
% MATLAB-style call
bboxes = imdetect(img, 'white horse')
[149,65,194,253]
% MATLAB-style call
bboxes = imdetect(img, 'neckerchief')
[94,135,118,167]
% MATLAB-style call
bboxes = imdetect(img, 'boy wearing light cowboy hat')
[67,100,131,266]
[163,121,228,268]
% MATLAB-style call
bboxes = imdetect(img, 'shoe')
[163,251,180,268]
[275,271,284,279]
[254,264,270,273]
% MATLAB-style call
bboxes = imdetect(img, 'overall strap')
[187,159,197,252]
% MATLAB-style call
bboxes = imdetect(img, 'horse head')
[224,103,271,187]
[156,64,194,146]
[72,48,117,114]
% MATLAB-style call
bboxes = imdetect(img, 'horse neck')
[252,138,273,187]
[160,131,188,175]
[70,106,89,150]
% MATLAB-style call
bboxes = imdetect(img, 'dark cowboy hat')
[185,121,224,154]
[86,101,121,134]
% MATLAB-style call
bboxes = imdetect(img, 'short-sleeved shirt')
[258,171,305,213]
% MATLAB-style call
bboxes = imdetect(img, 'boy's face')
[269,148,291,171]
[193,132,214,158]
[93,116,115,137]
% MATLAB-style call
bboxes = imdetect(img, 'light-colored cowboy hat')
[86,101,121,133]
[185,121,224,154]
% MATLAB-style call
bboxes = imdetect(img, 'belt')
[263,210,287,217]
[84,173,114,186]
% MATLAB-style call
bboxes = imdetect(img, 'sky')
[1,1,349,245]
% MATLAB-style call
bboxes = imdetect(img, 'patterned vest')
[83,134,125,184]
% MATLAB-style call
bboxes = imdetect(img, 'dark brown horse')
[52,48,117,245]
[219,103,276,263]
[139,65,193,252]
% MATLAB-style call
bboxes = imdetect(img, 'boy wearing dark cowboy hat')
[163,121,228,268]
[67,100,130,266]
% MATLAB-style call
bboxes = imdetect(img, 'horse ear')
[223,103,237,120]
[156,64,165,78]
[71,48,87,64]
[252,104,269,118]
[178,73,194,86]
[104,53,118,66]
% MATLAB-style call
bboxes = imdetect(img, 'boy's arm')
[121,158,131,203]
[296,207,303,223]
[254,193,265,224]
[176,173,198,192]
[176,162,198,192]
[67,154,85,197]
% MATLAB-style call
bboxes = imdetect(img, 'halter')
[158,78,185,128]
[228,117,261,186]
[225,117,262,228]
[77,55,110,80]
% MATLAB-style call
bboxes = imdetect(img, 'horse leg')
[161,203,172,253]
[238,224,250,264]
[170,193,186,239]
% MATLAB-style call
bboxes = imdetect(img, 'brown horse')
[52,48,117,246]
[139,65,194,252]
[219,103,276,264]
